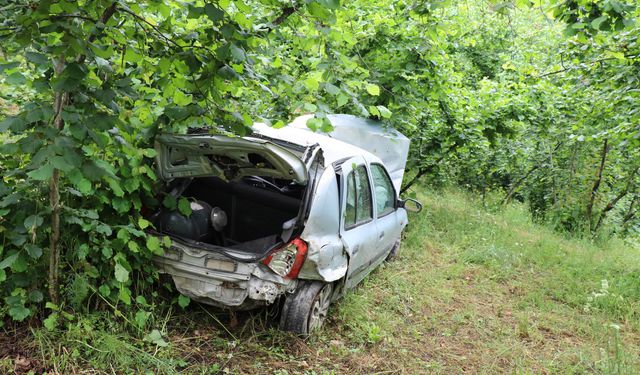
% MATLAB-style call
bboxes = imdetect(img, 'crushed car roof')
[252,114,410,192]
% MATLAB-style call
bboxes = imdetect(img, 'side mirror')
[400,198,423,213]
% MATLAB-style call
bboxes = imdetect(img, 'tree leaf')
[324,83,341,96]
[50,156,74,172]
[377,105,392,118]
[24,215,43,229]
[318,0,340,10]
[118,287,132,305]
[591,16,608,30]
[6,73,26,85]
[26,244,43,259]
[128,240,140,253]
[98,285,111,297]
[369,105,380,117]
[51,63,87,92]
[10,253,28,273]
[28,290,43,302]
[0,253,18,270]
[138,218,151,229]
[307,2,332,19]
[0,117,24,132]
[204,4,224,21]
[96,224,112,236]
[178,295,190,308]
[27,164,54,181]
[178,198,192,216]
[43,312,59,330]
[114,263,129,283]
[76,178,92,195]
[117,228,131,242]
[230,44,246,62]
[106,178,124,197]
[163,195,177,210]
[135,310,150,329]
[25,51,48,65]
[337,93,349,107]
[173,90,192,106]
[144,329,168,347]
[8,306,31,321]
[146,236,162,254]
[366,83,380,96]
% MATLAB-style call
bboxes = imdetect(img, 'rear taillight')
[262,238,308,279]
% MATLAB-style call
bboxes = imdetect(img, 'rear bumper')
[153,244,297,309]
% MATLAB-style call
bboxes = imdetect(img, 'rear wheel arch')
[279,280,334,336]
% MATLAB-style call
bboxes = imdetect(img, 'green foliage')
[0,0,351,322]
[177,295,190,309]
[35,314,184,373]
[0,0,638,327]
[403,1,640,237]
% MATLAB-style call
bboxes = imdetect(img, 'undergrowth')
[3,188,639,374]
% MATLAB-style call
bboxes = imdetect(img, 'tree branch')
[594,166,639,232]
[49,14,98,23]
[501,165,540,205]
[537,54,640,78]
[272,6,297,26]
[77,2,118,65]
[117,6,182,49]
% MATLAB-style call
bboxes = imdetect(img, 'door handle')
[378,231,385,239]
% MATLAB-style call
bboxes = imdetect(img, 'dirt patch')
[0,324,45,374]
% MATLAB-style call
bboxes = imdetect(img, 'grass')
[3,188,640,374]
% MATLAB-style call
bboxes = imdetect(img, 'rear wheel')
[386,239,401,261]
[279,281,332,336]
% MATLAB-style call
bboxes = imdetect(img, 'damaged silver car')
[149,114,422,335]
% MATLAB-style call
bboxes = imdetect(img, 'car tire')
[386,239,401,261]
[279,281,332,336]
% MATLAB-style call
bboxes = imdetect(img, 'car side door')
[339,157,381,290]
[370,163,405,260]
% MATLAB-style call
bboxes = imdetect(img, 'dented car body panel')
[296,166,348,283]
[151,115,414,312]
[154,239,298,308]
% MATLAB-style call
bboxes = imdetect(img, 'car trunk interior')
[151,176,305,254]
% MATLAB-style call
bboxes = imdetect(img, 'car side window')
[344,165,373,229]
[345,172,357,227]
[370,164,396,217]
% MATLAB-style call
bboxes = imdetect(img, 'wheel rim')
[308,284,332,332]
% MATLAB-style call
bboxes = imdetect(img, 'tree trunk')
[622,194,638,225]
[547,143,558,206]
[47,1,118,305]
[400,154,446,195]
[400,166,429,195]
[586,138,608,232]
[48,57,67,305]
[501,165,540,205]
[501,142,562,206]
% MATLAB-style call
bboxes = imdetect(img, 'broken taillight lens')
[262,238,308,279]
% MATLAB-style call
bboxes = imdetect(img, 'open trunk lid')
[155,134,308,184]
